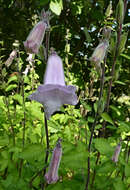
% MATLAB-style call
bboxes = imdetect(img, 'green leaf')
[114,80,126,85]
[110,105,121,116]
[50,0,63,15]
[19,144,44,161]
[125,164,130,177]
[7,75,17,84]
[120,53,130,60]
[83,27,92,43]
[62,142,88,170]
[116,0,124,24]
[101,112,114,125]
[113,177,126,190]
[5,84,17,92]
[97,161,114,173]
[118,32,128,55]
[13,94,23,105]
[94,138,114,156]
[0,134,9,146]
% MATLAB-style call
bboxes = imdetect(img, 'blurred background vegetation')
[0,0,129,190]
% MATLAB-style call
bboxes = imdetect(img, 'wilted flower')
[45,138,62,184]
[112,143,121,163]
[23,21,47,54]
[29,51,78,119]
[90,40,109,76]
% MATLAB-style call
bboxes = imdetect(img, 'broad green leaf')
[19,144,44,161]
[113,177,126,190]
[50,0,63,15]
[94,138,114,156]
[5,84,17,92]
[0,134,9,146]
[101,112,114,125]
[62,142,88,170]
[97,161,114,173]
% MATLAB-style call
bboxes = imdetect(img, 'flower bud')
[5,50,17,67]
[90,40,109,65]
[112,143,121,163]
[90,40,109,76]
[24,21,47,54]
[45,139,62,184]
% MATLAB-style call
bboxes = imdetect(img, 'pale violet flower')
[24,21,47,54]
[112,143,121,163]
[29,51,78,119]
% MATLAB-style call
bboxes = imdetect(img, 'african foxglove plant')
[29,50,78,119]
[45,138,62,184]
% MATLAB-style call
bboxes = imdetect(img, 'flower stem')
[85,61,105,190]
[102,0,127,132]
[41,23,50,190]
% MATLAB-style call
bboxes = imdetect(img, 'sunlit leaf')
[50,0,63,15]
[101,112,114,125]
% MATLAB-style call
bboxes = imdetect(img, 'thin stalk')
[4,97,15,146]
[85,62,105,190]
[103,0,127,131]
[91,152,100,188]
[19,77,26,177]
[41,26,50,190]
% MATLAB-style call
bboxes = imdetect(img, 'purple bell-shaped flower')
[45,138,62,184]
[29,51,78,119]
[24,20,47,54]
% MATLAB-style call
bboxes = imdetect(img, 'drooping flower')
[29,50,78,119]
[45,138,62,184]
[112,143,121,163]
[23,21,47,54]
[90,39,109,76]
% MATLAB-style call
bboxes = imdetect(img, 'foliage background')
[0,0,130,190]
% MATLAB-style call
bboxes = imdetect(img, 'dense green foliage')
[0,0,129,190]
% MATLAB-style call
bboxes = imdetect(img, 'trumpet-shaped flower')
[45,139,62,184]
[24,21,47,54]
[29,51,78,119]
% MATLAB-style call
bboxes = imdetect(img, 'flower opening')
[29,51,78,119]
